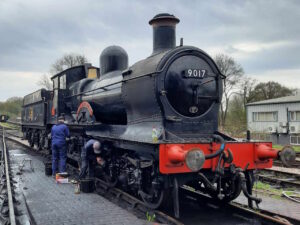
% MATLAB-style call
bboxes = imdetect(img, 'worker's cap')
[93,141,101,154]
[58,116,65,121]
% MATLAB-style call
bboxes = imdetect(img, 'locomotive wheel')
[37,142,41,151]
[37,136,42,151]
[102,165,118,187]
[103,173,118,187]
[28,139,34,148]
[140,186,167,209]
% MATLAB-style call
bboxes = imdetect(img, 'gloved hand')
[96,157,105,167]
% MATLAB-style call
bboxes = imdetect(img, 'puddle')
[12,153,27,157]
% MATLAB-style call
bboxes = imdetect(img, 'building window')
[253,112,278,122]
[289,111,300,121]
[290,136,300,145]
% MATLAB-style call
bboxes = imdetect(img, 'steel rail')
[258,168,300,189]
[181,185,294,225]
[2,127,16,225]
[258,174,300,189]
[94,177,184,225]
[273,160,300,169]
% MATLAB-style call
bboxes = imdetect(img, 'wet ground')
[6,140,300,225]
[7,141,144,225]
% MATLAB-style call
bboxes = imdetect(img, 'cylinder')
[149,13,180,54]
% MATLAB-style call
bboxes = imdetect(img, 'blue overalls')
[51,123,70,175]
[78,139,98,179]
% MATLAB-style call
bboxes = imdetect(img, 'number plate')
[184,69,207,78]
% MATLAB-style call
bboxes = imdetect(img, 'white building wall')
[247,102,300,134]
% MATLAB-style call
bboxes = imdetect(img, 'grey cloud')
[0,0,299,79]
[239,43,300,73]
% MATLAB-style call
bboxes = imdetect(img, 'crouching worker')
[78,139,105,179]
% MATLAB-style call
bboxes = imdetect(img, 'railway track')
[180,186,297,225]
[273,153,300,169]
[3,131,299,225]
[4,130,183,225]
[0,127,16,225]
[0,126,32,225]
[258,168,300,189]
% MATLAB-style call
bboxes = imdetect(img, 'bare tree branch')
[36,74,52,90]
[49,53,88,75]
[214,53,244,128]
[37,53,88,90]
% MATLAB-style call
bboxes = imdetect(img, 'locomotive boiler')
[21,13,295,217]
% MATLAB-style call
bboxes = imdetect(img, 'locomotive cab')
[49,64,99,122]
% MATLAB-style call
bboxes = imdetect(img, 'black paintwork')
[21,15,224,145]
[149,13,179,55]
[19,14,254,212]
[22,89,51,127]
[100,46,128,75]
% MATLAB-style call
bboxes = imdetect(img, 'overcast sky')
[0,0,300,101]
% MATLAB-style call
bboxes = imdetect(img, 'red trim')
[51,107,56,116]
[159,142,276,174]
[77,101,94,117]
[255,144,278,160]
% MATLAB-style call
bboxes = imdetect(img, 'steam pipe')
[238,171,262,205]
[205,134,226,159]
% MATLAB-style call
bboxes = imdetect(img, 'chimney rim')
[149,13,180,25]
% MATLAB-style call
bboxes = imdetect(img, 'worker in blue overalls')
[78,139,105,179]
[51,116,70,176]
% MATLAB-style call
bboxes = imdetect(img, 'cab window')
[53,77,59,89]
[60,74,66,89]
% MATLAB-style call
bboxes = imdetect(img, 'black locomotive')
[21,13,293,217]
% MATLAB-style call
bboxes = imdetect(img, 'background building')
[246,95,300,145]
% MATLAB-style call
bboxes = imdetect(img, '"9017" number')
[185,69,207,78]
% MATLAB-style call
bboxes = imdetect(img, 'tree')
[214,54,244,129]
[50,53,88,74]
[247,81,294,103]
[0,97,23,119]
[239,76,257,108]
[224,94,247,137]
[37,74,52,90]
[37,53,88,90]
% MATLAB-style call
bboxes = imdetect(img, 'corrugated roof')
[246,95,300,106]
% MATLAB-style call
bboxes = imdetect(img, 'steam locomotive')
[21,13,295,217]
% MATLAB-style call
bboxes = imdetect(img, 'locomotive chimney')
[149,13,180,54]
